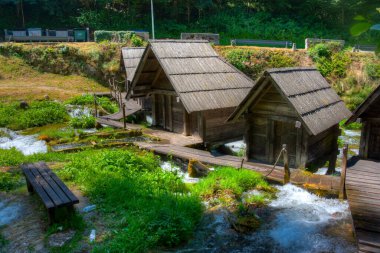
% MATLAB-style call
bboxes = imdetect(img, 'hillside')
[0,54,107,102]
[0,42,379,109]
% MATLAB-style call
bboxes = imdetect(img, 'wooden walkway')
[136,142,340,193]
[346,159,380,253]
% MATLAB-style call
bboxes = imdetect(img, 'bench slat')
[36,162,72,206]
[37,162,78,204]
[21,164,55,209]
[29,167,64,207]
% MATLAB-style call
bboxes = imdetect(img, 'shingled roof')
[346,84,380,124]
[121,47,145,82]
[228,67,352,136]
[128,40,255,113]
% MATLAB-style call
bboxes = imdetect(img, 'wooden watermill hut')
[126,40,255,144]
[228,67,352,169]
[346,85,380,160]
[121,47,146,85]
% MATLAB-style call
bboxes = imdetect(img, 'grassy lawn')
[0,55,107,103]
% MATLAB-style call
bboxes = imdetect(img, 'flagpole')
[151,0,155,40]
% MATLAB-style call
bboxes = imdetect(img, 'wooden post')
[122,103,126,129]
[283,144,290,184]
[93,94,98,117]
[339,144,348,200]
[327,126,339,175]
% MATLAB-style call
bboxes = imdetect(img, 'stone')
[48,230,76,247]
[188,159,209,178]
[19,101,29,109]
[44,95,50,100]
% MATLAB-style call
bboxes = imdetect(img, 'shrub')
[0,148,26,167]
[69,115,96,129]
[131,34,144,47]
[94,30,135,43]
[365,63,380,80]
[308,42,343,62]
[224,49,251,71]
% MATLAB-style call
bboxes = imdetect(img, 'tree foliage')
[0,0,379,45]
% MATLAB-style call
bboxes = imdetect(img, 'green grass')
[57,149,202,252]
[191,167,274,206]
[69,115,96,129]
[0,101,68,130]
[47,212,86,253]
[0,171,23,192]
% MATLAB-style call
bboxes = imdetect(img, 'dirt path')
[0,192,48,253]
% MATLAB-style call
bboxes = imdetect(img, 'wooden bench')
[231,39,292,48]
[21,162,79,223]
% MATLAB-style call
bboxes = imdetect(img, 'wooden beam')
[168,95,173,131]
[134,85,152,91]
[151,68,163,88]
[148,89,177,96]
[339,144,348,200]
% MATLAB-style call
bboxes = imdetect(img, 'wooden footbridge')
[343,157,380,253]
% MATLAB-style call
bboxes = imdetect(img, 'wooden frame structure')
[228,67,352,169]
[126,40,255,144]
[346,85,380,160]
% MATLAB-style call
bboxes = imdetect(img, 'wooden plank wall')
[307,126,337,163]
[203,108,245,143]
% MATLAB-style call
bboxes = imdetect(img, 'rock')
[89,229,96,243]
[230,214,261,233]
[19,101,29,109]
[48,230,76,247]
[82,205,96,213]
[188,159,209,178]
[44,95,50,100]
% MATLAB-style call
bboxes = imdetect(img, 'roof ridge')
[266,67,317,73]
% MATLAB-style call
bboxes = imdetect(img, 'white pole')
[151,0,155,40]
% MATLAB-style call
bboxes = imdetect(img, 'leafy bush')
[0,148,26,166]
[59,149,202,251]
[69,115,96,129]
[308,42,343,61]
[0,101,68,130]
[94,30,135,43]
[131,34,144,47]
[365,63,380,80]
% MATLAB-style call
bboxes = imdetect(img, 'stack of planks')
[346,159,380,253]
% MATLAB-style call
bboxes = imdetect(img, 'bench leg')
[26,179,34,194]
[48,208,56,224]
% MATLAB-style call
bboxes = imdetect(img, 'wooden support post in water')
[93,94,98,117]
[339,144,348,200]
[122,103,126,129]
[283,144,290,184]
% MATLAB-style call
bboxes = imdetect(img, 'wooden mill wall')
[202,108,245,143]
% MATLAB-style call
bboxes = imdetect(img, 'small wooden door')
[156,94,164,128]
[368,122,380,160]
[273,121,297,167]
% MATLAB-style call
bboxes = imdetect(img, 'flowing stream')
[0,128,47,155]
[175,184,356,253]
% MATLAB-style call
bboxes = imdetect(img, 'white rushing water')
[0,128,47,155]
[160,161,200,183]
[224,140,246,154]
[180,184,356,253]
[66,105,92,118]
[267,184,353,253]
